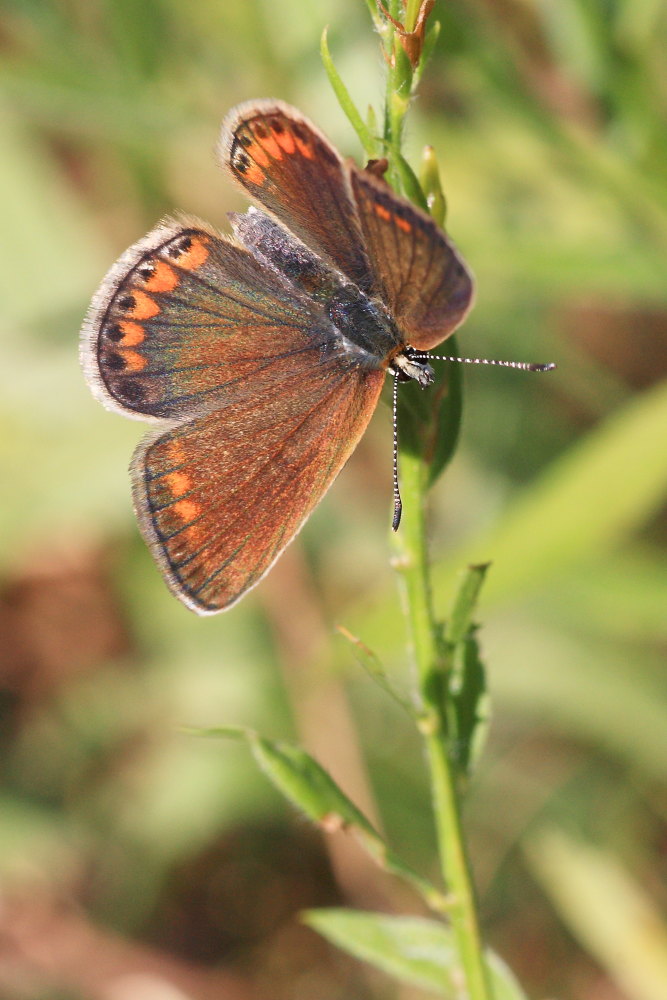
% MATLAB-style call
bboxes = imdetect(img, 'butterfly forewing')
[82,220,346,421]
[83,217,385,612]
[350,168,474,350]
[220,100,376,294]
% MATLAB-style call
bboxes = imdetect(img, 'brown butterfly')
[80,100,475,614]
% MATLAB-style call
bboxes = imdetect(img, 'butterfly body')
[82,100,473,613]
[231,207,404,373]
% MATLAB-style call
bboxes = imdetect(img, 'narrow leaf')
[321,28,378,158]
[413,19,441,87]
[442,565,491,777]
[304,910,529,999]
[445,564,490,646]
[254,738,448,910]
[336,624,414,715]
[198,728,449,912]
[304,910,458,995]
[447,634,490,777]
[420,143,447,225]
[252,735,377,831]
[390,149,430,211]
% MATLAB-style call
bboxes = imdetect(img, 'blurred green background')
[1,1,666,998]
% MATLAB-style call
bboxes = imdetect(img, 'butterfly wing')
[220,100,473,352]
[220,100,376,293]
[132,366,382,613]
[82,219,384,613]
[81,218,350,421]
[349,168,474,351]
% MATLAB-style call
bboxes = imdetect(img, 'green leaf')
[197,726,378,831]
[304,910,529,1000]
[320,27,378,158]
[252,735,376,830]
[197,728,449,912]
[420,144,447,225]
[413,18,441,87]
[448,634,490,778]
[389,149,430,211]
[442,565,491,777]
[445,564,490,646]
[336,625,414,715]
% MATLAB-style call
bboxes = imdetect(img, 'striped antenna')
[390,353,555,531]
[412,354,556,372]
[391,372,402,531]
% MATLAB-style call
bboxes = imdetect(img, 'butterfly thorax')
[231,208,405,372]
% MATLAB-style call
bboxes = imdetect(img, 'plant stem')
[384,1,413,192]
[382,8,492,991]
[394,450,493,1000]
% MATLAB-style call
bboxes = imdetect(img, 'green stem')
[378,4,493,995]
[424,727,491,1000]
[394,456,492,1000]
[384,2,414,192]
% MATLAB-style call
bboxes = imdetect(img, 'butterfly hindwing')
[132,363,384,613]
[350,167,474,350]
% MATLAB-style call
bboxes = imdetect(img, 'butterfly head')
[390,346,435,387]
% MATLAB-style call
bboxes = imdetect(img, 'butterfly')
[81,100,474,614]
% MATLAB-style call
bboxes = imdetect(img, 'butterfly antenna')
[413,354,556,373]
[391,372,402,531]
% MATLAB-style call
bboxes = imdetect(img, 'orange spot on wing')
[395,216,412,233]
[177,237,210,271]
[144,260,179,292]
[122,349,148,372]
[168,440,187,464]
[247,141,270,168]
[274,128,296,154]
[257,133,283,160]
[125,290,160,319]
[167,471,191,496]
[243,162,266,185]
[173,499,199,523]
[375,204,391,222]
[118,321,144,346]
[294,136,314,160]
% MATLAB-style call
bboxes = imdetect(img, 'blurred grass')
[1,2,666,999]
